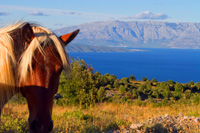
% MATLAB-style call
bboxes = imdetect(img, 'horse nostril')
[30,120,37,131]
[48,120,53,132]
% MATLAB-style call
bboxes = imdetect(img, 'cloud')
[123,11,169,20]
[29,11,49,16]
[62,11,81,15]
[0,12,8,16]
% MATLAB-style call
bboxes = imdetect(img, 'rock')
[195,117,200,123]
[130,123,144,130]
[106,130,114,133]
[183,116,190,119]
[106,92,114,97]
[122,129,129,133]
[190,116,195,119]
[164,114,169,117]
[178,112,183,117]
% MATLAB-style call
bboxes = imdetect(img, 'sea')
[68,48,200,83]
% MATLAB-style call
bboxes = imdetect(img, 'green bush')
[119,85,126,93]
[132,89,139,99]
[168,80,174,84]
[129,75,136,81]
[192,93,200,104]
[151,88,160,98]
[189,80,194,86]
[121,77,129,84]
[195,82,200,90]
[113,80,120,88]
[58,58,100,107]
[174,83,183,100]
[152,78,157,83]
[97,87,106,102]
[184,90,191,99]
[142,77,148,81]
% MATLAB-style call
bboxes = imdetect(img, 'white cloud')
[0,12,9,16]
[62,11,81,16]
[123,11,169,20]
[0,5,83,16]
[29,11,49,16]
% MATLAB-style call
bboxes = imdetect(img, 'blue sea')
[68,49,200,83]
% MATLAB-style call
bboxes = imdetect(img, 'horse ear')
[21,23,35,44]
[59,29,80,46]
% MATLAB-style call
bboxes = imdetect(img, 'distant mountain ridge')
[66,45,132,52]
[54,20,200,49]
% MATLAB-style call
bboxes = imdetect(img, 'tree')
[142,77,148,81]
[152,78,157,83]
[173,83,183,100]
[174,83,183,93]
[195,82,200,90]
[162,86,171,99]
[58,58,99,107]
[129,75,136,81]
[184,90,191,99]
[189,80,194,86]
[132,89,139,98]
[114,79,120,88]
[119,85,126,93]
[97,87,106,102]
[168,80,174,85]
[152,88,160,98]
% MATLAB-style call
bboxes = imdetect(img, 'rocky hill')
[54,20,200,49]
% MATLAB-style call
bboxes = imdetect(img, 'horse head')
[18,23,79,133]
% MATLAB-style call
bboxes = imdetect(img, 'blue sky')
[0,0,200,29]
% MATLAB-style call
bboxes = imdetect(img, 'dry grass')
[1,102,200,132]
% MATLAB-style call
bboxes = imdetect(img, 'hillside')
[66,44,144,52]
[55,20,200,49]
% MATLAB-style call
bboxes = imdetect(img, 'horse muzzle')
[29,119,53,133]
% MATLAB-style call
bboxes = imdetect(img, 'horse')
[0,21,79,132]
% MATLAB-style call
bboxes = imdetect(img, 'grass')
[1,101,200,132]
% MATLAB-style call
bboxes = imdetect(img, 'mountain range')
[54,20,200,49]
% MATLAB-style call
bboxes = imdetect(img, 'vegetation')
[1,58,200,132]
[57,58,200,108]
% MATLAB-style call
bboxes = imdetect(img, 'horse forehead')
[35,46,62,67]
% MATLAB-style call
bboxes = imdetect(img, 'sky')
[0,0,200,29]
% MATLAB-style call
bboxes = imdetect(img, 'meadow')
[1,58,200,132]
[1,102,200,132]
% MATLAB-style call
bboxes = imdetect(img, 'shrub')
[195,82,200,90]
[58,58,100,107]
[168,80,174,85]
[97,87,106,102]
[132,89,139,99]
[142,77,148,81]
[112,94,124,103]
[152,78,157,83]
[121,77,129,84]
[193,93,200,104]
[129,75,136,81]
[189,80,194,86]
[151,88,160,98]
[184,90,191,99]
[119,85,126,93]
[162,86,171,99]
[174,83,183,93]
[113,80,120,88]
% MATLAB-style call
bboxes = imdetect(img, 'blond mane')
[0,21,69,110]
[19,24,69,83]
